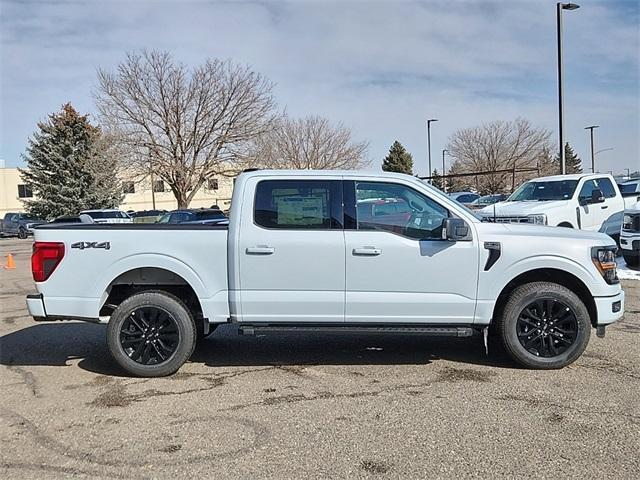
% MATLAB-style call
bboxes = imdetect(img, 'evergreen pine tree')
[382,141,413,174]
[431,168,444,190]
[553,142,582,174]
[20,104,123,219]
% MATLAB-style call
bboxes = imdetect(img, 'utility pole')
[557,2,580,175]
[442,149,448,193]
[584,125,599,173]
[426,118,438,182]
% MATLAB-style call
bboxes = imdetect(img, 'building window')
[18,184,33,198]
[122,181,135,194]
[207,178,219,190]
[153,180,165,193]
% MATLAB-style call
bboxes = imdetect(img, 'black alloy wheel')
[516,299,578,358]
[120,306,180,365]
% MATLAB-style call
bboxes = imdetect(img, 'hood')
[624,201,640,214]
[476,221,614,244]
[479,200,570,216]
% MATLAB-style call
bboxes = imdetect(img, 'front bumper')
[594,290,625,326]
[26,294,46,319]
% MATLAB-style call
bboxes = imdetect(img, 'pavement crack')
[4,365,39,396]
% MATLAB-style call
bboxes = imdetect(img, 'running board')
[238,325,474,337]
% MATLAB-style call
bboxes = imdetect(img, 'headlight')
[622,214,633,230]
[591,246,618,285]
[528,214,547,225]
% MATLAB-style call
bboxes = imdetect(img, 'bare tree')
[95,51,277,208]
[447,118,552,194]
[247,115,369,170]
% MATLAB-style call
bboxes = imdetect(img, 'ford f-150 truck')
[0,212,46,238]
[478,173,640,238]
[26,170,625,376]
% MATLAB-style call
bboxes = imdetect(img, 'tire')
[107,290,197,377]
[623,253,640,268]
[496,282,591,369]
[18,228,27,239]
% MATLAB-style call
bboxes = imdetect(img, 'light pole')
[584,125,599,173]
[426,118,438,182]
[442,149,449,193]
[557,2,580,175]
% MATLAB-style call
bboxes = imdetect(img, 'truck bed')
[31,223,230,323]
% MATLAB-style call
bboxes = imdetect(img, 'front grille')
[484,216,533,224]
[623,215,640,233]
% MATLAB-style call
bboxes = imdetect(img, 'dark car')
[157,209,228,225]
[468,194,508,209]
[0,212,46,239]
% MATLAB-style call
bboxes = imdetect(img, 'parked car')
[479,173,640,238]
[468,194,508,210]
[27,170,624,376]
[620,200,640,268]
[0,212,46,238]
[618,179,640,197]
[157,209,228,225]
[448,191,480,206]
[130,210,167,224]
[79,209,133,224]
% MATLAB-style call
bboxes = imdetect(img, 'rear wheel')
[107,291,196,377]
[496,282,591,369]
[623,253,640,268]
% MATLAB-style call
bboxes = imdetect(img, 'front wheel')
[496,282,591,369]
[107,291,197,377]
[622,253,639,268]
[18,228,28,239]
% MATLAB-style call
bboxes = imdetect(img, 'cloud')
[1,0,638,175]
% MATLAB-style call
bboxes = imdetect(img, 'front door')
[344,180,479,324]
[237,178,345,323]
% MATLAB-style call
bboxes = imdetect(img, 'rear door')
[344,180,479,324]
[237,177,345,323]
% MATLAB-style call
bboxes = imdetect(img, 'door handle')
[601,205,608,209]
[246,246,275,255]
[353,247,381,256]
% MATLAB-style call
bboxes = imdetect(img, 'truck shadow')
[0,323,516,377]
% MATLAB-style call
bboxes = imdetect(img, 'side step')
[238,325,474,337]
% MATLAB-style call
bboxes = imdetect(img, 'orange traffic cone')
[4,254,16,270]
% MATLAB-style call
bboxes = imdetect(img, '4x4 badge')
[71,241,110,250]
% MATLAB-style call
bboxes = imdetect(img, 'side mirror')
[441,218,470,241]
[591,189,605,204]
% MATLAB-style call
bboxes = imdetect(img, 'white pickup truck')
[621,201,640,267]
[479,173,640,237]
[27,170,625,376]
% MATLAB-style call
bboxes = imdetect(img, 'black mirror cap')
[442,218,471,241]
[591,189,605,203]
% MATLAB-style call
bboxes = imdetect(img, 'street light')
[442,149,449,193]
[557,2,580,175]
[426,118,438,182]
[584,125,599,173]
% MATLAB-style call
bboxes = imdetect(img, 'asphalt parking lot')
[1,236,639,479]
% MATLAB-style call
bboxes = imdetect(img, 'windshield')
[620,183,639,194]
[20,214,41,221]
[85,211,129,219]
[508,180,578,201]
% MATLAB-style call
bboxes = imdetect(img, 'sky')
[1,0,638,176]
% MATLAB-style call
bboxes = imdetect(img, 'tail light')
[32,242,65,282]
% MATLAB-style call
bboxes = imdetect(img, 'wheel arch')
[491,268,597,328]
[99,266,204,327]
[557,222,574,228]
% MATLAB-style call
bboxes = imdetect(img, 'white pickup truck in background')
[27,170,625,376]
[621,201,640,267]
[478,173,640,238]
